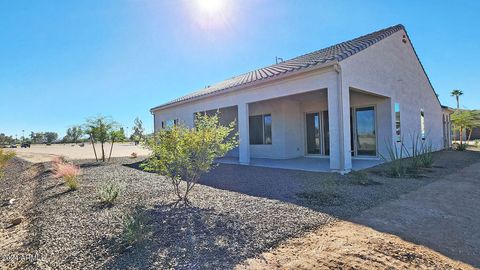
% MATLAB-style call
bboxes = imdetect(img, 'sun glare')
[196,0,225,15]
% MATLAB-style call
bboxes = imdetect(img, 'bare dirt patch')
[236,221,473,270]
[11,143,150,163]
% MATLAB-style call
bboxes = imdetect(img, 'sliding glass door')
[306,111,329,155]
[306,113,320,154]
[354,106,377,156]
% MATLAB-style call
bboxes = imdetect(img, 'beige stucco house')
[151,24,451,173]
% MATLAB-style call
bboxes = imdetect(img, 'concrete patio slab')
[217,156,382,172]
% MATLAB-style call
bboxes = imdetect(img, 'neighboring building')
[441,105,453,148]
[151,24,448,172]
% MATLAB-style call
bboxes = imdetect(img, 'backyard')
[1,148,479,269]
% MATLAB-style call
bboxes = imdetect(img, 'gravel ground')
[0,158,40,270]
[2,150,478,269]
[9,157,332,269]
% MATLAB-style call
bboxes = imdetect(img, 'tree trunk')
[101,142,105,162]
[467,128,473,143]
[460,127,463,146]
[90,135,98,162]
[456,96,459,109]
[108,139,115,162]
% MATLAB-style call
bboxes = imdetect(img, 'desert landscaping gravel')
[2,150,479,269]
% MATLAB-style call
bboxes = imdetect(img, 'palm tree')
[451,89,463,109]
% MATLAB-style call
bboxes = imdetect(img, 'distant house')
[151,25,451,172]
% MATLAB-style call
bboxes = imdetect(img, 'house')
[151,24,450,173]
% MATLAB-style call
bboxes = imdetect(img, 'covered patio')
[217,156,382,172]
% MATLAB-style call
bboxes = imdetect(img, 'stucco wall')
[151,28,444,169]
[152,68,339,160]
[341,29,444,154]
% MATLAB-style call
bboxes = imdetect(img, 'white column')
[238,103,250,164]
[328,65,352,173]
[340,85,352,171]
[327,86,341,171]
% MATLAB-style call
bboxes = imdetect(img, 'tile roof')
[152,24,405,111]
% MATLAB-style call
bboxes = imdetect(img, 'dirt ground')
[237,150,480,269]
[10,143,150,163]
[236,220,474,270]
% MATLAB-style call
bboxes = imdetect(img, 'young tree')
[108,128,126,161]
[451,110,474,146]
[84,116,116,162]
[131,117,145,145]
[44,132,58,144]
[0,134,14,145]
[142,113,238,206]
[65,126,83,144]
[30,132,45,144]
[450,89,463,109]
[466,110,480,142]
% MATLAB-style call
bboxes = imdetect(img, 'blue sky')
[1,0,479,138]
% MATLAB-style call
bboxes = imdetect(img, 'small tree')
[466,110,480,142]
[108,128,126,161]
[65,126,83,144]
[142,113,238,206]
[44,132,58,144]
[84,116,116,162]
[30,132,45,144]
[451,110,474,146]
[131,117,145,145]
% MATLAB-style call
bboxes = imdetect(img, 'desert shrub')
[407,134,434,169]
[122,210,147,246]
[0,149,15,178]
[453,143,467,151]
[97,181,121,205]
[380,140,408,178]
[142,113,238,206]
[349,171,371,185]
[52,159,80,190]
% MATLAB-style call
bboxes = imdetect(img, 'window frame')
[394,103,401,142]
[420,109,425,140]
[249,114,272,145]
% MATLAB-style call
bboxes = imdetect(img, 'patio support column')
[238,102,250,164]
[328,64,352,173]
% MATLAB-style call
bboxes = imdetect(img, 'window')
[420,109,425,140]
[249,114,272,144]
[395,103,401,142]
[162,119,178,129]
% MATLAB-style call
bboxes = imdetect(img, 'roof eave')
[150,60,339,113]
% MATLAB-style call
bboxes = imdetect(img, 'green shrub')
[0,149,15,178]
[122,210,147,246]
[142,113,238,206]
[407,134,434,169]
[453,143,468,151]
[97,181,121,205]
[380,140,408,178]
